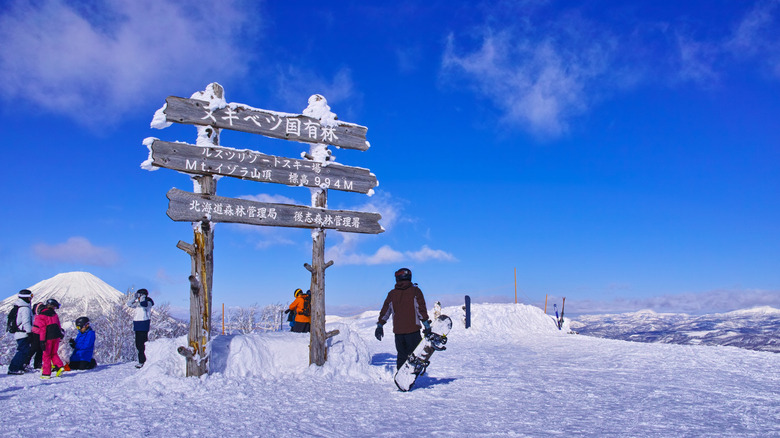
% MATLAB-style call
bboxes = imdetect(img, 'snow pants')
[135,330,148,364]
[28,333,42,369]
[69,359,97,370]
[8,337,32,373]
[394,331,422,369]
[291,322,310,333]
[42,339,64,376]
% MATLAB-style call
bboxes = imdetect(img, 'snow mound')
[447,303,570,337]
[140,324,386,381]
[209,332,310,378]
[134,303,568,381]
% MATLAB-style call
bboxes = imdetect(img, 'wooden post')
[175,83,222,377]
[544,294,548,314]
[305,187,333,366]
[183,175,216,377]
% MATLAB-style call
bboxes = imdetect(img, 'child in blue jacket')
[68,316,96,370]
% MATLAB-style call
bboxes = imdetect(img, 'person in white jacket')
[127,288,154,368]
[7,289,34,374]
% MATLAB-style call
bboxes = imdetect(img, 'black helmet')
[395,268,412,282]
[294,288,303,298]
[45,298,60,309]
[75,316,90,329]
[137,288,148,296]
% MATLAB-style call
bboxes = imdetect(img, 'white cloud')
[726,0,780,78]
[407,245,457,262]
[323,191,455,265]
[674,34,720,85]
[33,236,119,267]
[0,0,258,127]
[328,244,456,266]
[441,23,614,137]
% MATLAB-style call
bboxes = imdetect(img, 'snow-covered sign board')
[149,140,378,195]
[146,84,381,372]
[166,188,383,234]
[160,96,370,151]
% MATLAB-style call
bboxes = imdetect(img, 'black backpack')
[6,305,20,333]
[301,294,311,317]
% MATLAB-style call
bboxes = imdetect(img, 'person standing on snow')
[68,316,97,370]
[36,298,65,379]
[375,268,432,369]
[28,302,45,371]
[7,289,34,375]
[127,288,154,368]
[288,288,311,333]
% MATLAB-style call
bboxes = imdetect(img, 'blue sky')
[1,0,779,316]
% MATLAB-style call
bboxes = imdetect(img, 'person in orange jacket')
[287,288,311,333]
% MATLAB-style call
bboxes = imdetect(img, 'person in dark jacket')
[7,289,34,375]
[68,316,97,370]
[28,302,45,370]
[127,288,154,368]
[375,268,431,369]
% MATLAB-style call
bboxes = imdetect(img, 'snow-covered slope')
[0,271,125,315]
[1,302,777,437]
[571,306,780,353]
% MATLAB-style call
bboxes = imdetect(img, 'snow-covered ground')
[2,303,778,437]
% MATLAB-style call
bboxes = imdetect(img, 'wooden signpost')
[161,96,370,150]
[149,140,378,194]
[145,84,381,376]
[166,188,383,234]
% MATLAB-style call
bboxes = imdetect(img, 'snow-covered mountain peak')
[1,271,125,315]
[721,305,780,317]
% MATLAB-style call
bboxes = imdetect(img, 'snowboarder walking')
[68,316,97,370]
[7,289,34,375]
[375,268,432,369]
[127,288,154,368]
[288,288,311,333]
[36,298,65,379]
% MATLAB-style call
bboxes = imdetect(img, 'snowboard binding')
[408,354,430,376]
[426,332,448,351]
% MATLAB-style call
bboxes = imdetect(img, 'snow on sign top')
[151,90,370,151]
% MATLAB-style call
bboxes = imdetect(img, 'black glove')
[374,323,384,341]
[69,338,76,348]
[283,309,291,314]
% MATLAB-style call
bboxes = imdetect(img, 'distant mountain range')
[570,307,780,353]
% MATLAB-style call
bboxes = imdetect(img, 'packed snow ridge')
[2,301,778,437]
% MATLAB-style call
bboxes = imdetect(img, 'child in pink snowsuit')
[35,299,65,378]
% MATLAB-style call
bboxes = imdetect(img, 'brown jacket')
[378,280,429,334]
